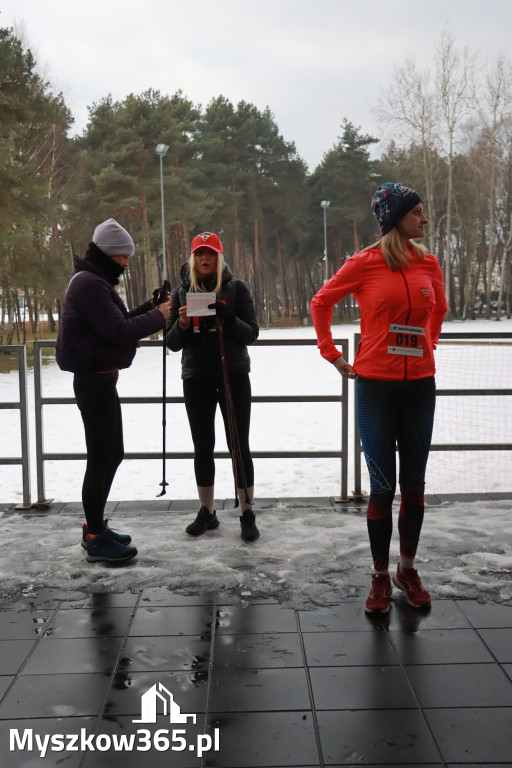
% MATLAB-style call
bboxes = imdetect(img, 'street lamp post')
[320,200,331,282]
[156,143,169,284]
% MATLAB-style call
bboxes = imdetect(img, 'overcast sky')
[2,0,512,171]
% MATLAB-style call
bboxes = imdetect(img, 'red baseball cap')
[190,231,223,254]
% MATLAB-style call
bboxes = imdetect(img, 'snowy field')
[0,318,511,608]
[0,317,510,504]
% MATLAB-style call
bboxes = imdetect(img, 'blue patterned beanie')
[371,182,422,236]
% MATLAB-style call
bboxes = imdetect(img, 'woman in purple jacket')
[56,219,171,563]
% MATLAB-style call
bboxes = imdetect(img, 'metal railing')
[0,345,31,508]
[32,338,349,507]
[353,331,512,497]
[5,332,511,506]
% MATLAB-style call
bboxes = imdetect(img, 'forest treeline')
[1,26,512,341]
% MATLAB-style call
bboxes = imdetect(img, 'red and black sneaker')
[365,573,392,614]
[393,564,431,608]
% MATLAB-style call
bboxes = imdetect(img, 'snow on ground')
[1,497,511,609]
[0,318,511,607]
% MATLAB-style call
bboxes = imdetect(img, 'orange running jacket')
[310,246,448,381]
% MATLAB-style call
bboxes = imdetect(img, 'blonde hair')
[363,229,427,271]
[188,250,225,293]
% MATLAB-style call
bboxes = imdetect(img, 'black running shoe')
[186,507,220,536]
[240,511,259,542]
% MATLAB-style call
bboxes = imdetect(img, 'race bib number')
[387,324,424,357]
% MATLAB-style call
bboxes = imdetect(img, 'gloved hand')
[152,279,171,306]
[208,300,234,324]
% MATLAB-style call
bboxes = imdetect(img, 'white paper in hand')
[186,292,216,316]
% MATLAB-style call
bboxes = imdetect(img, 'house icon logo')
[133,683,197,725]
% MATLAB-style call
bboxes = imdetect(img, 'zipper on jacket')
[398,269,412,381]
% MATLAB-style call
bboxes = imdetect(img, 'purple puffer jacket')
[56,255,165,373]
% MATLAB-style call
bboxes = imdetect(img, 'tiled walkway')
[1,500,512,767]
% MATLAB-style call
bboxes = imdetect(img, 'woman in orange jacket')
[311,182,448,614]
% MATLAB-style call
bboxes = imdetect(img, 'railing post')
[353,332,363,499]
[0,345,32,507]
[33,341,52,507]
[337,338,349,501]
[17,346,32,508]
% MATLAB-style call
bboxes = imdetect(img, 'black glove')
[152,279,171,306]
[208,300,234,324]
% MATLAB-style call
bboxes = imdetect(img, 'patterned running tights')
[356,375,436,573]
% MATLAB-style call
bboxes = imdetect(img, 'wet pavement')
[1,498,512,767]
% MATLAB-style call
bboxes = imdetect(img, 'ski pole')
[215,316,251,507]
[155,279,171,496]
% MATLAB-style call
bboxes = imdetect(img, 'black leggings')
[183,373,254,489]
[73,373,124,534]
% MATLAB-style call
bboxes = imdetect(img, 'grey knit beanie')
[92,218,135,256]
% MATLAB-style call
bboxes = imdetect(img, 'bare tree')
[435,31,475,310]
[376,57,438,254]
[476,56,512,317]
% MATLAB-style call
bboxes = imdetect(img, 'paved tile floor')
[1,499,512,767]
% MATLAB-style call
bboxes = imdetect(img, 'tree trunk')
[445,131,454,311]
[46,305,56,333]
[275,228,289,313]
[352,219,361,253]
[252,214,262,320]
[486,134,497,318]
[422,139,436,256]
[496,214,512,320]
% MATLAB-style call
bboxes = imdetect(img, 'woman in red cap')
[311,183,448,614]
[166,232,260,541]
